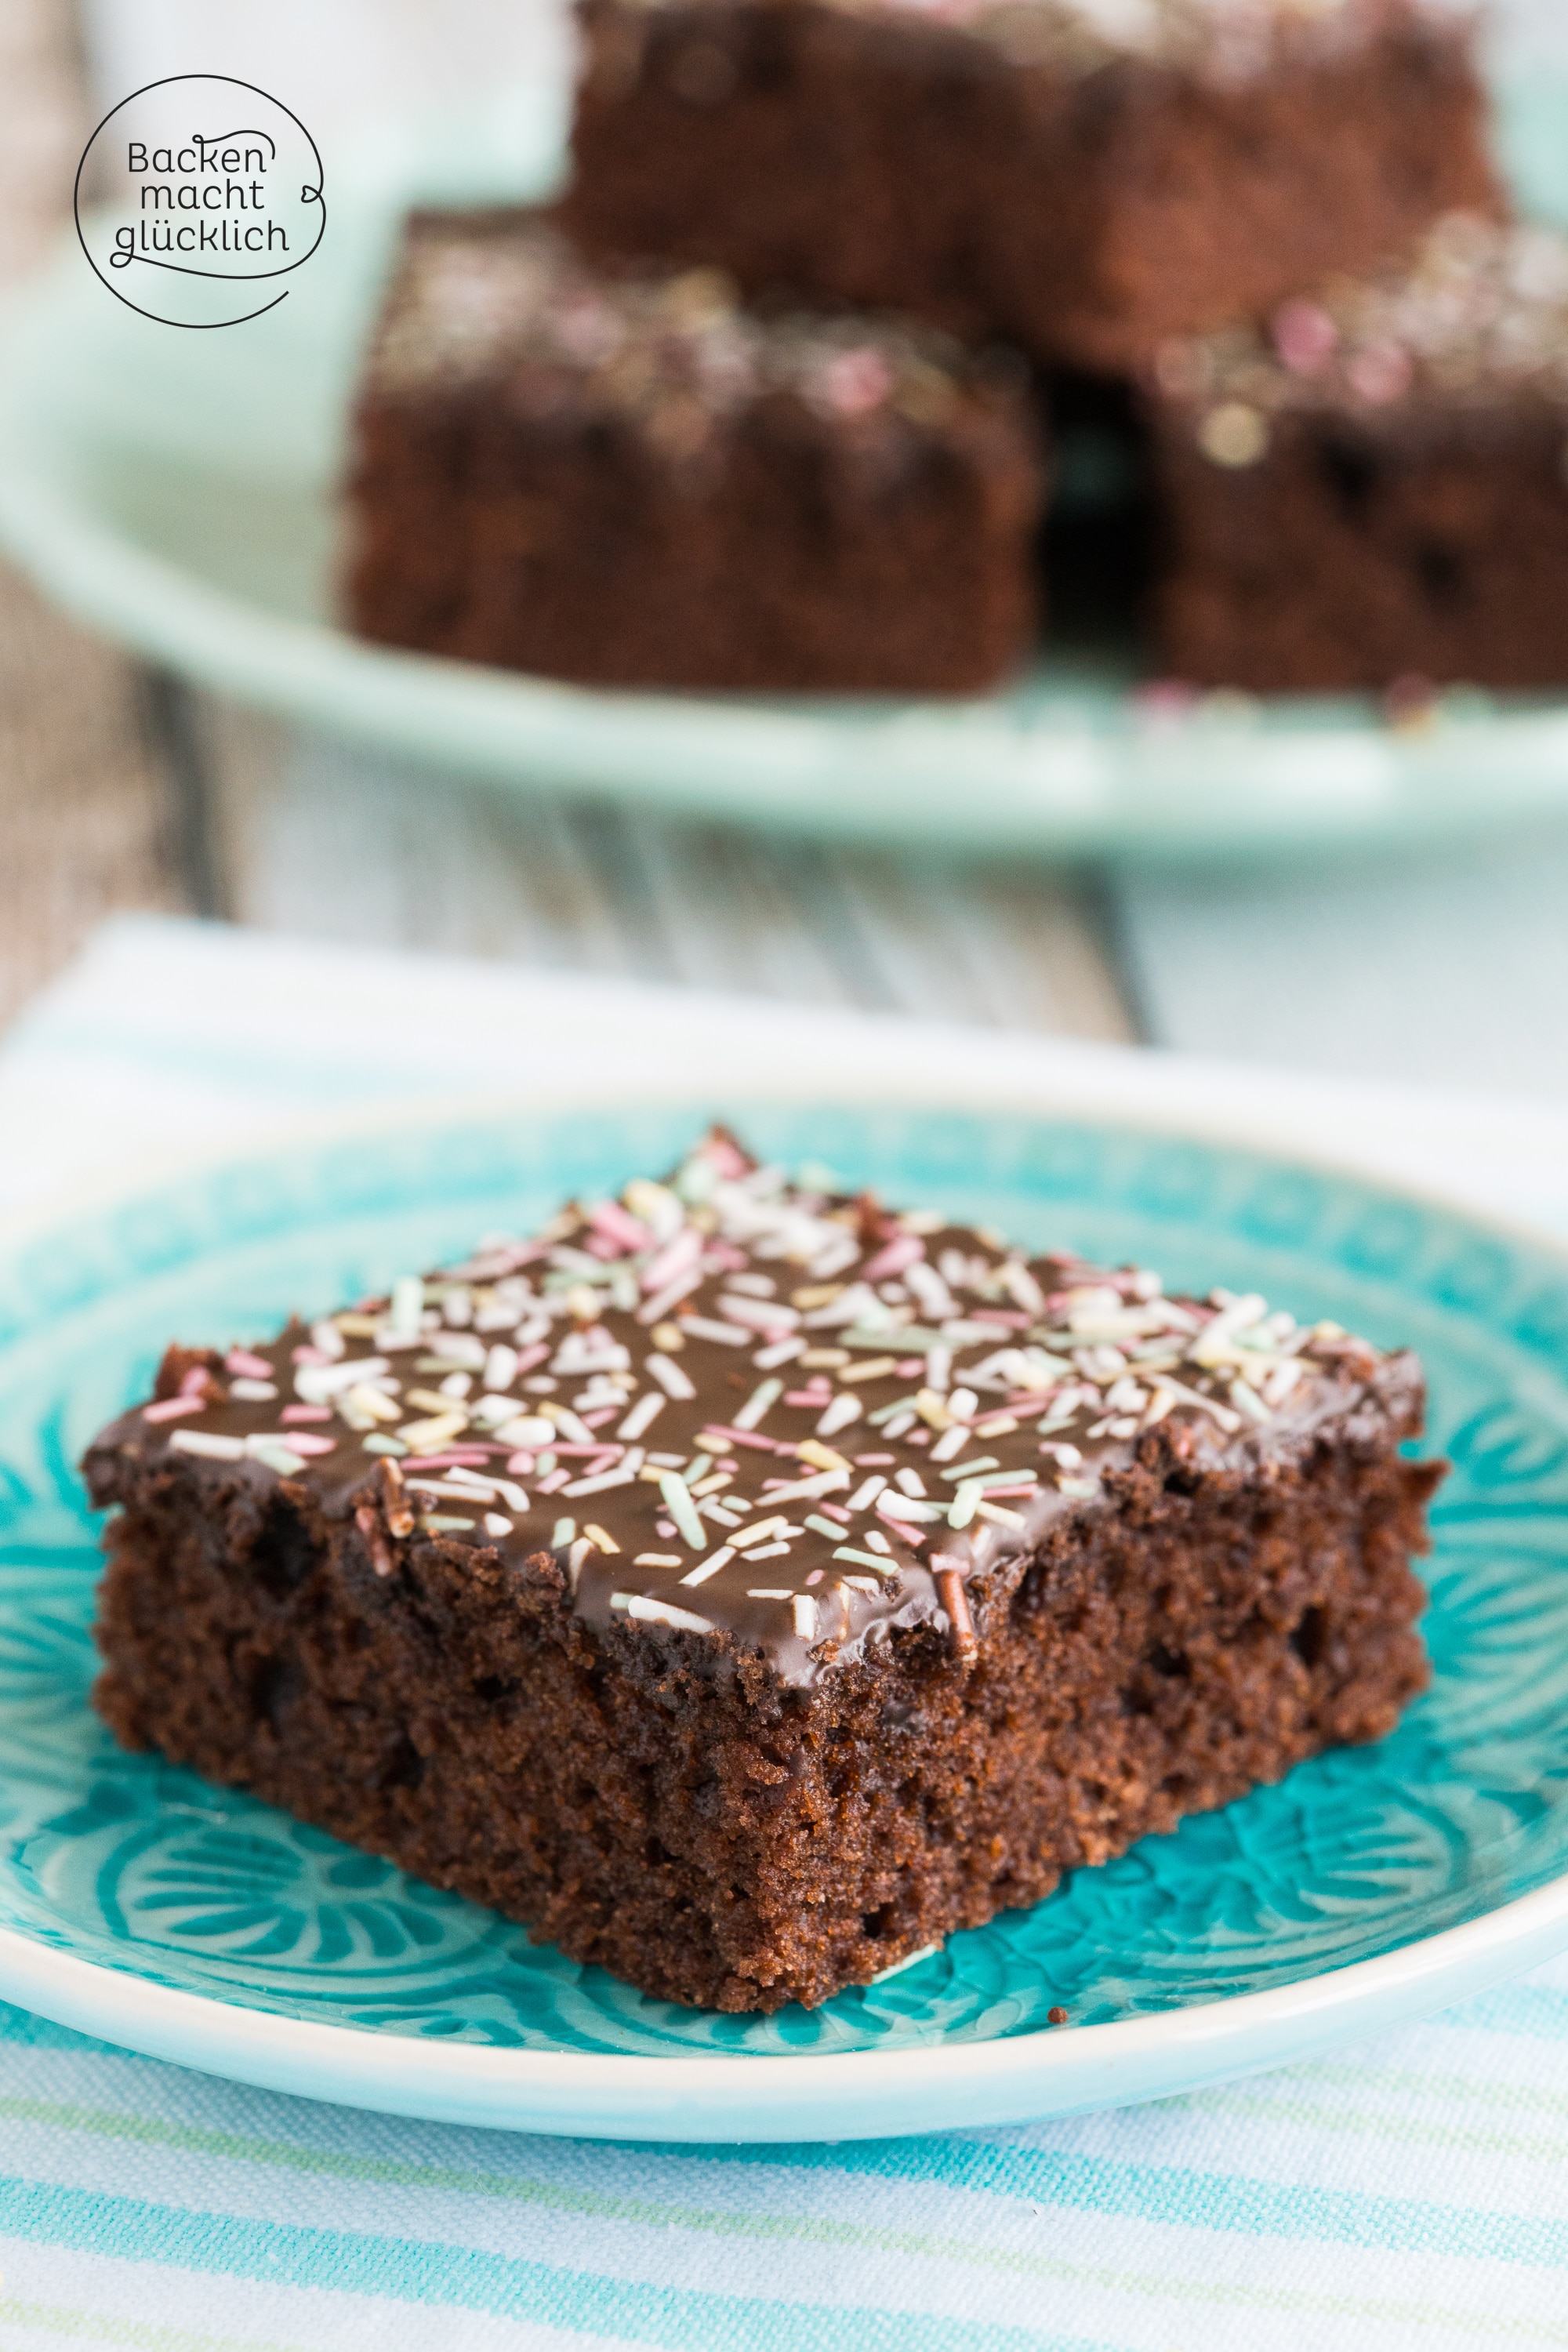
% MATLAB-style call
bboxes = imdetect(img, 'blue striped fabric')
[4,1965,1568,2351]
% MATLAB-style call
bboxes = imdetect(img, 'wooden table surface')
[9,0,1568,1098]
[0,0,1135,1046]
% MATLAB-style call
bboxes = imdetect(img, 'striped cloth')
[4,914,1568,2352]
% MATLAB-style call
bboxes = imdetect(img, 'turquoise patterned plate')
[2,1094,1568,2140]
[3,79,1568,862]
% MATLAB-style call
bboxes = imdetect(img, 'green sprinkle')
[948,1482,982,1530]
[552,1516,576,1548]
[659,1472,707,1551]
[833,1546,898,1576]
[361,1433,408,1456]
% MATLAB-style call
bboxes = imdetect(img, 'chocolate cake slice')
[86,1131,1442,2014]
[343,209,1045,692]
[561,0,1499,374]
[1145,214,1568,691]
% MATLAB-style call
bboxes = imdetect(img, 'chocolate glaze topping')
[368,212,1008,444]
[85,1129,1420,1689]
[1156,213,1568,463]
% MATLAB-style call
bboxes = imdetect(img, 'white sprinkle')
[760,1467,851,1506]
[681,1316,753,1347]
[228,1378,278,1403]
[309,1319,346,1361]
[746,1543,791,1563]
[930,1421,971,1462]
[1230,1378,1272,1424]
[637,1268,704,1327]
[719,1295,800,1333]
[390,1276,424,1338]
[618,1391,665,1442]
[978,1501,1026,1528]
[894,1468,927,1498]
[680,1547,735,1586]
[626,1595,715,1635]
[878,1490,942,1524]
[1059,1476,1099,1501]
[947,1387,978,1423]
[491,1413,557,1448]
[659,1472,708,1550]
[483,1344,518,1391]
[483,1512,514,1537]
[633,1553,683,1568]
[749,1586,792,1599]
[816,1393,862,1439]
[733,1377,783,1432]
[564,1465,637,1499]
[753,1335,806,1369]
[863,1529,893,1555]
[646,1353,696,1400]
[551,1516,575,1547]
[168,1429,247,1461]
[793,1595,818,1641]
[847,1474,886,1512]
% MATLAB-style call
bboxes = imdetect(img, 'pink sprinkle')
[822,346,894,416]
[805,1570,825,1587]
[907,1429,931,1447]
[588,1200,653,1254]
[506,1450,536,1475]
[537,1468,570,1494]
[656,1519,677,1537]
[702,1135,751,1179]
[706,1240,750,1272]
[1272,298,1338,376]
[819,1502,851,1523]
[895,1359,926,1377]
[514,1341,551,1375]
[281,1403,332,1424]
[179,1365,212,1396]
[292,1345,332,1367]
[641,1225,702,1294]
[971,1308,1032,1329]
[1347,340,1413,405]
[402,1450,492,1472]
[1133,679,1198,731]
[584,1234,621,1261]
[266,1432,336,1456]
[143,1396,205,1422]
[550,1440,620,1459]
[862,1232,924,1281]
[702,1425,781,1454]
[855,1453,895,1466]
[1007,1389,1056,1409]
[226,1349,274,1381]
[979,1482,1038,1498]
[786,1389,829,1408]
[580,1406,619,1429]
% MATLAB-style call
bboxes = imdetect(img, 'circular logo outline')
[74,73,325,329]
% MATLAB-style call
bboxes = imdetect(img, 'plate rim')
[9,232,1568,862]
[3,1073,1568,2140]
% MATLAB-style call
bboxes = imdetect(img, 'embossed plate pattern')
[2,1098,1568,2138]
